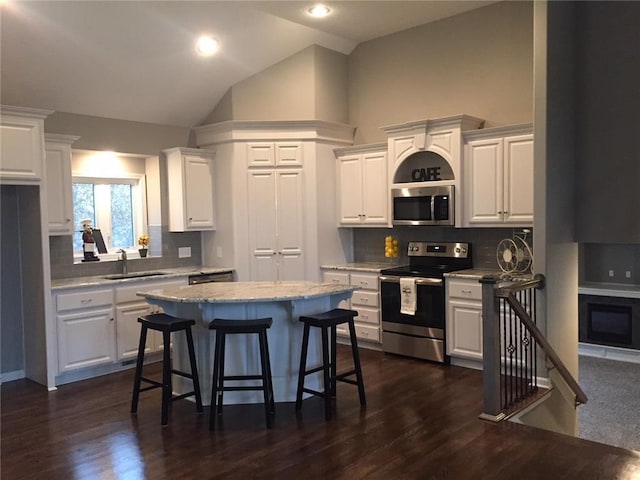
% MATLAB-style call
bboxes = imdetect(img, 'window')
[72,175,147,255]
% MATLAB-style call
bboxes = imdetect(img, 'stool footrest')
[220,385,269,392]
[171,369,196,380]
[171,391,197,402]
[140,377,163,389]
[301,365,326,376]
[223,374,263,381]
[302,387,326,397]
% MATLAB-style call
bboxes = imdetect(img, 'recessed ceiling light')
[308,4,331,18]
[195,35,219,56]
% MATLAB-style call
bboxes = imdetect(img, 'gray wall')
[1,186,25,375]
[200,45,349,124]
[348,1,534,143]
[580,243,640,285]
[574,2,640,243]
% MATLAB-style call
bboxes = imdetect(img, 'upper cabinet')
[335,143,389,227]
[0,105,52,184]
[246,142,303,168]
[45,134,79,235]
[163,147,215,232]
[463,125,533,227]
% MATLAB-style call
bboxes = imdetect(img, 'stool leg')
[258,329,273,428]
[210,331,222,430]
[321,326,332,421]
[217,332,227,415]
[185,326,203,413]
[348,318,366,406]
[262,329,275,415]
[131,324,148,413]
[330,324,338,397]
[161,330,172,426]
[295,322,311,411]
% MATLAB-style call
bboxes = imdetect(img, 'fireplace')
[579,295,640,349]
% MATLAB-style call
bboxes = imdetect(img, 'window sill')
[73,249,152,264]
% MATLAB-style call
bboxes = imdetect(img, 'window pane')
[73,183,95,252]
[110,184,134,248]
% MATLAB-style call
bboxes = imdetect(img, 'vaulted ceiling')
[1,1,495,127]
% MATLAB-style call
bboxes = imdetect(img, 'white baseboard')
[0,370,25,384]
[579,342,640,364]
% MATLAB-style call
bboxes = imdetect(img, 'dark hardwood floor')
[2,346,640,479]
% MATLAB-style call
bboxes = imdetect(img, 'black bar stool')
[130,313,203,426]
[295,308,366,420]
[208,318,275,429]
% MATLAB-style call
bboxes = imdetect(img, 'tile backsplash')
[49,226,201,279]
[353,226,533,270]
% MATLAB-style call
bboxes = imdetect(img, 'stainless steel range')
[379,241,472,363]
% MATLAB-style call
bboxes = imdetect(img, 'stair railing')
[479,274,587,421]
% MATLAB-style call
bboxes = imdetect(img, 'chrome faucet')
[118,249,128,276]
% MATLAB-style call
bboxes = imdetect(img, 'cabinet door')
[0,116,44,183]
[45,141,74,235]
[248,170,278,280]
[184,154,215,230]
[362,151,388,225]
[503,134,534,225]
[275,142,303,167]
[276,170,305,280]
[57,307,116,372]
[247,143,275,167]
[446,300,483,361]
[116,302,152,361]
[338,155,364,224]
[466,138,503,225]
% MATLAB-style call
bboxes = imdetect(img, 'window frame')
[72,173,148,262]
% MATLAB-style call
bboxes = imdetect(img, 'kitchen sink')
[103,272,168,280]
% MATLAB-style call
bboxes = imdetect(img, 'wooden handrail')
[505,293,588,407]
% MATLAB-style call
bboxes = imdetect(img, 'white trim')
[579,342,640,364]
[0,369,25,384]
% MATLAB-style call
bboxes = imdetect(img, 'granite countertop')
[321,262,395,273]
[445,269,536,281]
[579,282,640,299]
[139,281,357,304]
[51,266,235,291]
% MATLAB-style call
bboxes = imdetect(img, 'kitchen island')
[138,281,356,405]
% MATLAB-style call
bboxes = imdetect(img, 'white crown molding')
[0,105,54,119]
[463,123,534,140]
[333,142,387,156]
[44,133,81,145]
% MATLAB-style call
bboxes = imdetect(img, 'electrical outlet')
[216,246,223,258]
[626,271,632,279]
[608,270,615,277]
[178,246,191,258]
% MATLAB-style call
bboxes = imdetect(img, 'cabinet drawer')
[351,273,378,291]
[56,289,114,312]
[323,271,350,286]
[355,324,380,343]
[351,291,379,308]
[354,307,379,325]
[115,280,186,304]
[448,280,482,300]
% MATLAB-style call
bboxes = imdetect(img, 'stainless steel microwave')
[391,185,454,226]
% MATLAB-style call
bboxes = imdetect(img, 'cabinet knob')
[66,218,71,223]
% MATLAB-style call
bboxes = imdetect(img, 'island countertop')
[138,280,357,304]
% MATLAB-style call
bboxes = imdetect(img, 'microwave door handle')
[430,195,436,223]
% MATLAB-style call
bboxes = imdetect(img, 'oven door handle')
[379,276,443,286]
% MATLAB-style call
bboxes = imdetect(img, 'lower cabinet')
[446,278,483,363]
[54,277,188,378]
[56,288,116,372]
[322,270,381,344]
[114,279,186,361]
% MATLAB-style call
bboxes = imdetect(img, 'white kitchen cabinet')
[45,134,79,235]
[55,288,116,373]
[335,144,388,226]
[115,278,187,361]
[463,125,533,227]
[248,169,305,280]
[164,147,215,232]
[322,269,381,344]
[446,278,483,363]
[247,142,302,167]
[0,106,52,184]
